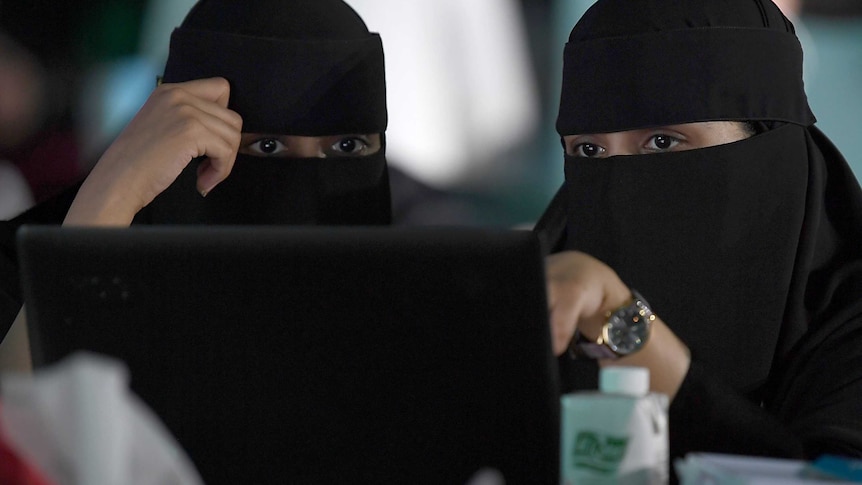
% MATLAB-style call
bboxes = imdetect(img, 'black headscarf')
[536,0,862,458]
[136,0,391,225]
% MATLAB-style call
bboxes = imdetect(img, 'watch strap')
[570,333,620,359]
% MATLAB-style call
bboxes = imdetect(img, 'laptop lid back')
[18,226,559,484]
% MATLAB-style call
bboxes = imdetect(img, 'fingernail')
[199,183,217,197]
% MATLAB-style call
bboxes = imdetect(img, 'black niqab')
[537,0,862,462]
[137,0,391,225]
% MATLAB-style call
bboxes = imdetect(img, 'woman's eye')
[646,134,680,151]
[573,143,604,158]
[331,137,369,155]
[247,138,287,156]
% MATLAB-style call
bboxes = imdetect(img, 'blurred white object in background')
[0,161,34,219]
[346,0,540,187]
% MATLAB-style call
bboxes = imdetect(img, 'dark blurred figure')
[0,10,83,205]
[0,26,79,207]
[0,33,81,205]
[0,32,38,217]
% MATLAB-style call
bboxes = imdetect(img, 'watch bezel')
[602,297,652,355]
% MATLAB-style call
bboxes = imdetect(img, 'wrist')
[64,171,141,226]
[600,317,690,400]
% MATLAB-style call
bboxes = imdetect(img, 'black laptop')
[17,225,559,485]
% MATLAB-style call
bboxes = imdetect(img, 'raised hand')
[65,77,243,226]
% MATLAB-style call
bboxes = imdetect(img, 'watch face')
[604,304,651,355]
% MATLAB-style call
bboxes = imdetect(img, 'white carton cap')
[599,366,650,396]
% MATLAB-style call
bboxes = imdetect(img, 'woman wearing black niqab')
[75,0,391,227]
[537,0,862,470]
[138,0,390,226]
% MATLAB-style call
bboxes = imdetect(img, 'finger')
[192,124,241,196]
[196,157,231,197]
[552,305,583,356]
[157,82,243,132]
[184,103,243,155]
[546,269,573,355]
[145,104,235,162]
[548,286,584,356]
[174,77,233,108]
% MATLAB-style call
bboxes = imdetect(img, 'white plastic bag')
[0,352,203,485]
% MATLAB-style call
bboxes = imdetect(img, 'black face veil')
[546,0,862,404]
[136,0,391,225]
